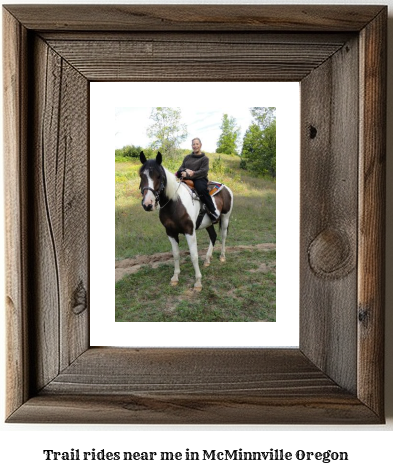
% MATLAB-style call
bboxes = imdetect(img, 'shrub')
[115,144,143,160]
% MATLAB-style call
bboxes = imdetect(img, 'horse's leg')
[168,235,181,285]
[204,225,217,267]
[219,213,231,263]
[185,232,202,290]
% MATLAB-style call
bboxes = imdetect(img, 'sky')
[115,106,259,154]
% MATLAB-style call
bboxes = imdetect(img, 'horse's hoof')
[170,280,178,286]
[220,257,226,263]
[204,261,210,267]
[193,286,202,292]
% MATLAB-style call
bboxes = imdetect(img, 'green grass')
[115,249,276,322]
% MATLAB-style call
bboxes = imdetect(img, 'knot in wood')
[308,228,355,279]
[73,281,87,315]
[358,307,370,325]
[309,125,317,139]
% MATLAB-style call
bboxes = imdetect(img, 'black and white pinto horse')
[139,151,233,290]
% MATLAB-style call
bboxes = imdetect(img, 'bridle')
[140,165,167,207]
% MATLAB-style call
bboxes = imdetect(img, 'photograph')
[115,106,276,322]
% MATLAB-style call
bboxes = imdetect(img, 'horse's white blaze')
[142,170,156,207]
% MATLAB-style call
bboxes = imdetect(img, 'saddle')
[182,179,224,197]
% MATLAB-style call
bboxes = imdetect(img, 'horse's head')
[139,151,166,211]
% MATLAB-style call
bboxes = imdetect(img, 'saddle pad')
[208,181,225,196]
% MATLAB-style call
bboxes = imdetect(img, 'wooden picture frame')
[3,5,386,424]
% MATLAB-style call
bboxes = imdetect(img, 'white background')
[90,82,300,347]
[1,0,392,472]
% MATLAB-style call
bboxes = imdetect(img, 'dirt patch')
[115,243,276,282]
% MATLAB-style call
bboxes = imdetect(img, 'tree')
[120,144,143,158]
[147,107,187,158]
[241,107,276,178]
[250,107,276,129]
[216,114,240,155]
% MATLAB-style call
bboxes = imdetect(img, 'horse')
[139,151,233,291]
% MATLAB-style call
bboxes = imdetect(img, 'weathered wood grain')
[300,36,359,394]
[3,8,29,418]
[29,36,89,390]
[9,392,380,425]
[3,5,384,32]
[43,348,341,395]
[40,31,354,44]
[45,38,348,81]
[7,349,380,424]
[358,9,387,417]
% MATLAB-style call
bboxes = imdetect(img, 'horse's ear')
[156,151,162,165]
[140,151,147,164]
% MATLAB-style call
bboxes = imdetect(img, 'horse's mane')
[163,167,180,202]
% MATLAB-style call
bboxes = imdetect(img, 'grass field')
[115,152,276,322]
[116,248,276,322]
